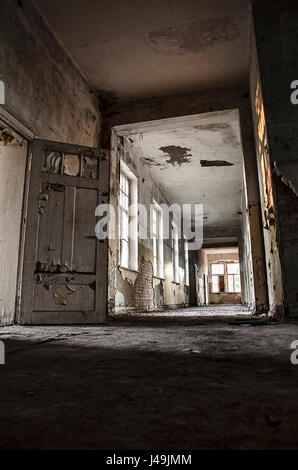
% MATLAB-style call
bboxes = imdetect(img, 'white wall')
[0,141,27,324]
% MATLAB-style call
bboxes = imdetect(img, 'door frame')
[19,138,109,325]
[0,107,35,324]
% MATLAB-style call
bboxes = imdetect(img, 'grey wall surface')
[251,0,298,316]
[0,0,101,146]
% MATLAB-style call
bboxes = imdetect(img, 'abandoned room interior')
[0,0,298,451]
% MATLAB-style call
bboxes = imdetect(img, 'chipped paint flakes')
[53,291,67,306]
[145,15,241,56]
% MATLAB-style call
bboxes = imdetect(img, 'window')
[227,263,241,293]
[152,202,164,278]
[119,162,138,271]
[184,236,189,286]
[211,263,225,293]
[152,207,158,275]
[119,172,129,268]
[210,262,241,294]
[172,222,179,283]
[212,275,219,293]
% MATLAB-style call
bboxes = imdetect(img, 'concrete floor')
[0,305,298,449]
[115,304,253,322]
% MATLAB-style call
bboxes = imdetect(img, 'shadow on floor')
[0,320,297,449]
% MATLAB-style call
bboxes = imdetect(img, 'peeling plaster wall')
[0,0,101,146]
[194,249,208,306]
[109,135,189,314]
[251,0,298,317]
[250,5,285,318]
[0,141,27,325]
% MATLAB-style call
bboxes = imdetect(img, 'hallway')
[1,315,298,449]
[0,0,298,453]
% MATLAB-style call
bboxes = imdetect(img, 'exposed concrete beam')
[101,85,249,148]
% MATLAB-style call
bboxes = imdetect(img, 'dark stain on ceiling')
[200,159,234,167]
[145,15,241,56]
[194,122,240,149]
[195,123,231,131]
[159,145,192,166]
[32,0,250,101]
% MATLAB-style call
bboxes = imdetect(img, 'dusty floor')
[115,304,253,322]
[0,305,298,450]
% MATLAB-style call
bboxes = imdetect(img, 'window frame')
[172,222,179,284]
[211,263,225,293]
[184,236,189,286]
[227,263,241,293]
[119,171,130,269]
[210,261,241,294]
[119,161,138,271]
[151,201,164,279]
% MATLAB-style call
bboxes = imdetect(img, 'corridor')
[0,314,298,449]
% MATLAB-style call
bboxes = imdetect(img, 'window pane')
[228,274,234,292]
[123,193,128,211]
[219,275,225,292]
[227,263,240,274]
[153,255,157,276]
[172,224,179,282]
[184,238,189,286]
[212,275,219,293]
[152,237,157,256]
[152,208,156,224]
[122,212,129,240]
[121,240,129,268]
[211,263,224,275]
[235,274,241,292]
[152,209,157,236]
[119,167,138,270]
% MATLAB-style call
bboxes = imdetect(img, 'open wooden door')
[20,139,109,324]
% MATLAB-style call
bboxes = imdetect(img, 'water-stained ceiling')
[32,0,251,103]
[116,109,244,237]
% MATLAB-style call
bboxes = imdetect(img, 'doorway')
[107,108,264,319]
[0,122,28,325]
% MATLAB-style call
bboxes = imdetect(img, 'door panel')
[33,275,95,312]
[73,187,97,273]
[36,183,65,268]
[20,139,109,324]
